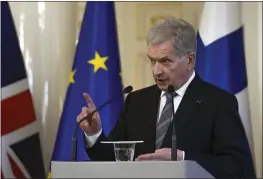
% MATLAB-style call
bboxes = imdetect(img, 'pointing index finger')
[83,93,96,108]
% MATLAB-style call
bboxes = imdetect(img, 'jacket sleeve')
[185,96,256,179]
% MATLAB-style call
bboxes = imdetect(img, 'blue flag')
[51,1,123,164]
[195,2,253,149]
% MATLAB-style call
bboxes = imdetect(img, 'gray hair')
[146,17,197,58]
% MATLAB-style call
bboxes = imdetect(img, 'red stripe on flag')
[1,90,36,135]
[8,153,26,178]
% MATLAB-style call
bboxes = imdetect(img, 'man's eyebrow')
[147,55,171,60]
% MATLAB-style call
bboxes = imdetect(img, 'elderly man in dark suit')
[76,17,255,179]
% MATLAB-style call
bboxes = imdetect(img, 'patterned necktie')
[155,91,177,149]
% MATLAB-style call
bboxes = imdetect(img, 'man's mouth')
[156,79,168,84]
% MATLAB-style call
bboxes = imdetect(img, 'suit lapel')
[162,74,204,148]
[174,75,204,133]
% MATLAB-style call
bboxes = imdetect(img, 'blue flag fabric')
[195,2,252,149]
[51,1,123,162]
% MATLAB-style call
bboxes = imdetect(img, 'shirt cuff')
[182,151,185,160]
[84,128,102,148]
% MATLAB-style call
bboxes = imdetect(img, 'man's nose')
[153,62,163,76]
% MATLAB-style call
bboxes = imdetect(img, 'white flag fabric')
[195,2,253,151]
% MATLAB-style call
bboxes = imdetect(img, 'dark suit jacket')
[84,74,256,179]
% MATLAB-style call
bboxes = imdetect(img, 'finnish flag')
[196,2,253,150]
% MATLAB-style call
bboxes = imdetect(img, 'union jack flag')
[1,2,45,178]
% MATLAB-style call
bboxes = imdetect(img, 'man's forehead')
[147,48,174,59]
[148,42,174,54]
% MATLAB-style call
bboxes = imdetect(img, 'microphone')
[168,85,177,161]
[71,85,133,161]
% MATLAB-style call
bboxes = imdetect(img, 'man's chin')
[156,83,168,91]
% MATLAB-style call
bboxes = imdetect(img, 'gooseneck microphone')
[168,85,177,161]
[71,85,133,161]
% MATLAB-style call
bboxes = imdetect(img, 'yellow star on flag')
[88,51,108,73]
[69,69,76,84]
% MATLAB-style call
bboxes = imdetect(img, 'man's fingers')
[77,112,85,124]
[81,107,88,117]
[136,153,163,161]
[136,153,154,160]
[83,93,96,108]
[136,148,172,161]
[81,104,97,123]
[155,148,168,153]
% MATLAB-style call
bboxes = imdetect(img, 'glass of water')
[113,143,135,161]
[101,141,143,161]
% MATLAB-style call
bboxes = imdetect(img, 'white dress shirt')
[157,71,195,123]
[85,71,196,160]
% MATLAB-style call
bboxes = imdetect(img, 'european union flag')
[51,1,123,163]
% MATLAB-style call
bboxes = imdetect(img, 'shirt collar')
[161,71,195,97]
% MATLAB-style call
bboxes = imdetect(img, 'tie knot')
[165,91,177,100]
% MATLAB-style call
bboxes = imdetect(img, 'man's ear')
[187,52,195,69]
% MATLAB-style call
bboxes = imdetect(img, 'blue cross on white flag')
[196,2,253,151]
